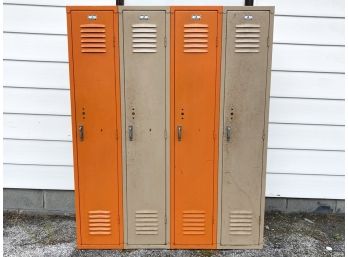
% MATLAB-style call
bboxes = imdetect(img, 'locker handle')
[79,125,84,141]
[177,126,182,141]
[128,125,134,141]
[226,126,231,142]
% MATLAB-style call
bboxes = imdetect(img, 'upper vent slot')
[80,24,106,53]
[235,24,261,53]
[132,23,157,53]
[184,24,209,53]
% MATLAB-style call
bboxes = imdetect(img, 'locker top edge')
[223,6,274,14]
[118,6,170,13]
[66,6,117,13]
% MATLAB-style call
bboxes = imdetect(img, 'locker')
[67,7,123,249]
[170,7,222,249]
[119,7,170,248]
[217,7,274,249]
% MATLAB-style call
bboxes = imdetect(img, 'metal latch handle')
[79,125,84,141]
[177,126,182,141]
[128,125,134,141]
[226,126,231,142]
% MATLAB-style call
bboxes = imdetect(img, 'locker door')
[172,9,221,247]
[122,10,167,245]
[220,11,270,246]
[69,10,122,247]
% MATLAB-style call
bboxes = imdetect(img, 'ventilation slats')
[135,210,159,235]
[235,23,261,53]
[132,28,157,33]
[182,210,206,235]
[184,28,208,33]
[80,24,105,28]
[132,23,158,53]
[80,24,106,53]
[184,39,207,43]
[184,34,208,38]
[81,38,106,43]
[133,38,157,43]
[80,28,106,33]
[81,33,106,38]
[228,211,253,236]
[184,23,208,28]
[183,23,209,53]
[133,44,156,48]
[88,210,112,235]
[132,23,157,28]
[236,24,260,28]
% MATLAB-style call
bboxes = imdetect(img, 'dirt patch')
[3,212,344,257]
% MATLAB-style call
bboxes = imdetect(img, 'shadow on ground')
[3,212,344,257]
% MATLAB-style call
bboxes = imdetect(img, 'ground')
[3,212,345,257]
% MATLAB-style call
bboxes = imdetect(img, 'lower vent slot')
[88,210,112,235]
[135,210,159,235]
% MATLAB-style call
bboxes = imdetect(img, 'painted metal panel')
[67,7,123,248]
[220,10,272,247]
[171,7,221,248]
[121,9,167,246]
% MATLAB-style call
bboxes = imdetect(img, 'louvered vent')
[80,24,106,53]
[182,210,206,235]
[132,24,157,53]
[88,210,112,235]
[135,210,159,235]
[184,24,209,53]
[229,210,253,235]
[235,24,260,53]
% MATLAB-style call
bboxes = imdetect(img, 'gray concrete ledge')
[3,188,345,215]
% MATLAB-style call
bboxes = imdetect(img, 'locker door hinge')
[216,37,218,47]
[164,37,167,47]
[267,35,270,47]
[164,216,167,224]
[164,129,167,139]
[117,216,120,224]
[262,130,265,141]
[116,129,118,140]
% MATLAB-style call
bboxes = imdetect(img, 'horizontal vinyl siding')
[3,0,345,199]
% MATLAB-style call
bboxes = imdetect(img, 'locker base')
[170,244,217,249]
[124,244,169,249]
[217,244,263,250]
[77,244,124,250]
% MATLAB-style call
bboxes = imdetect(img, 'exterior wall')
[3,0,345,199]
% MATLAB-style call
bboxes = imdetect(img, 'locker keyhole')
[82,107,86,120]
[131,107,135,120]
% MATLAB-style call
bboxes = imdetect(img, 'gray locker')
[218,7,274,249]
[119,7,170,248]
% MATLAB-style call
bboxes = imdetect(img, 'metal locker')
[119,7,170,248]
[66,6,123,249]
[217,7,274,249]
[170,7,222,249]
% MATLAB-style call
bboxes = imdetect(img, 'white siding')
[3,0,345,199]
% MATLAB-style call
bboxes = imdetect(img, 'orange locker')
[67,6,123,249]
[170,7,222,249]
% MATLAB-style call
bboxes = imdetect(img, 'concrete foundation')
[3,189,344,215]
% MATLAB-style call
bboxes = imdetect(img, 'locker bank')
[66,3,274,250]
